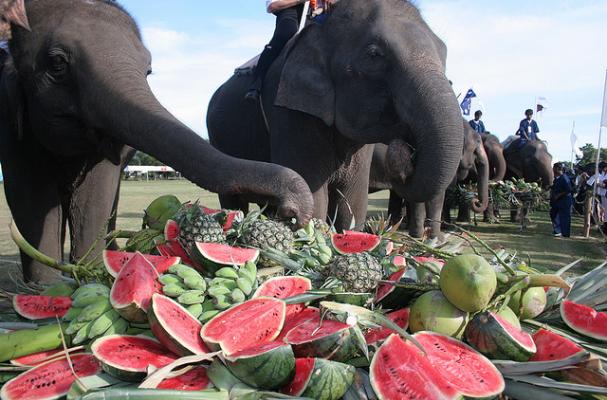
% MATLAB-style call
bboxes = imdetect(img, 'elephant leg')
[425,192,445,239]
[408,202,426,239]
[219,194,250,214]
[0,136,62,283]
[67,157,123,264]
[388,190,405,226]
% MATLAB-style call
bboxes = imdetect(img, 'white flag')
[601,70,607,128]
[570,126,583,158]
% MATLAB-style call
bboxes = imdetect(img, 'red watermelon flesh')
[529,328,584,362]
[164,219,180,242]
[91,335,178,374]
[392,255,406,268]
[195,242,259,266]
[375,269,405,303]
[149,294,209,356]
[281,358,315,396]
[109,252,159,323]
[285,318,349,344]
[364,308,410,345]
[1,353,101,400]
[414,331,505,398]
[157,366,211,391]
[331,231,381,254]
[277,307,320,341]
[561,300,607,341]
[10,349,65,367]
[103,249,180,278]
[253,276,312,318]
[493,313,536,350]
[156,241,201,269]
[13,295,71,320]
[200,297,286,355]
[413,256,445,267]
[370,334,461,400]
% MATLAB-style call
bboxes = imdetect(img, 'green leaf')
[493,351,590,375]
[504,379,576,400]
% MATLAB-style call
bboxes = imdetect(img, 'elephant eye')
[48,50,69,76]
[366,44,384,58]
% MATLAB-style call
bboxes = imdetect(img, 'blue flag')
[460,88,477,116]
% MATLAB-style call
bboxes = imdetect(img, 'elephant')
[0,0,28,40]
[480,132,506,222]
[0,0,313,283]
[207,0,464,231]
[372,121,489,239]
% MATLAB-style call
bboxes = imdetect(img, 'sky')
[118,0,607,163]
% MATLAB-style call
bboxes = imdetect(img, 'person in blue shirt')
[550,162,573,237]
[469,110,486,134]
[517,109,540,141]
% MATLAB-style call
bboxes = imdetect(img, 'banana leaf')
[76,388,230,400]
[504,379,576,400]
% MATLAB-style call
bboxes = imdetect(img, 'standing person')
[587,162,607,223]
[516,109,540,141]
[469,110,486,134]
[550,162,573,237]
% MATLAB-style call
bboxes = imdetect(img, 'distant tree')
[129,151,163,166]
[576,143,607,167]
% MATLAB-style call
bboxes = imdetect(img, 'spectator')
[469,110,486,134]
[516,109,540,141]
[550,162,573,237]
[588,162,607,222]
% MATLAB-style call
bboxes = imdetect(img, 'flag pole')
[570,120,576,167]
[592,70,607,207]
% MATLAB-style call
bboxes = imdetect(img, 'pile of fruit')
[1,195,607,400]
[490,178,547,208]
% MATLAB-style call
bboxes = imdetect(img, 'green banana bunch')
[158,264,209,318]
[206,262,257,314]
[70,284,111,308]
[64,283,117,344]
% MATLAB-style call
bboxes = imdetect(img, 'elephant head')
[505,140,553,189]
[274,0,463,203]
[459,122,489,213]
[0,0,28,40]
[482,133,507,182]
[5,0,312,224]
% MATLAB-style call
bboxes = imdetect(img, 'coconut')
[143,195,182,230]
[439,255,497,312]
[409,290,469,338]
[508,288,547,320]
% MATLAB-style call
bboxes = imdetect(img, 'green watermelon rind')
[331,231,381,255]
[560,300,607,341]
[193,243,260,277]
[285,321,357,362]
[464,311,536,362]
[12,295,72,320]
[109,254,159,324]
[225,342,295,389]
[148,294,207,356]
[0,353,100,400]
[294,358,355,400]
[91,335,172,382]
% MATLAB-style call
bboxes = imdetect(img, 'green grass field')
[0,180,605,278]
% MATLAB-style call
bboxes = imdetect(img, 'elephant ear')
[0,51,24,140]
[274,24,335,127]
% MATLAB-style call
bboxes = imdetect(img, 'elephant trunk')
[470,144,490,213]
[81,62,313,224]
[391,72,463,203]
[485,138,506,182]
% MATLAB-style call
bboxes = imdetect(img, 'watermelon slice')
[331,231,381,254]
[201,297,286,355]
[164,219,180,242]
[414,331,505,399]
[12,295,71,320]
[91,335,178,382]
[284,318,356,362]
[193,242,260,276]
[156,241,201,269]
[253,276,312,319]
[529,328,585,362]
[157,366,211,391]
[277,307,320,341]
[1,353,101,400]
[148,294,209,356]
[103,250,180,278]
[281,358,355,399]
[364,308,410,345]
[225,341,295,389]
[561,300,607,341]
[370,334,461,400]
[374,268,406,304]
[10,349,66,367]
[109,252,159,323]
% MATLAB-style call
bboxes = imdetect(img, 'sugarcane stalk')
[0,323,68,362]
[77,388,230,400]
[9,221,77,274]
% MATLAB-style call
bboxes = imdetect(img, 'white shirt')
[587,172,607,196]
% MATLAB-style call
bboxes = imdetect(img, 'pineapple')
[176,204,225,251]
[328,252,383,293]
[241,219,295,267]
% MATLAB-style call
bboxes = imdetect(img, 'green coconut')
[439,254,497,312]
[143,195,182,230]
[508,287,547,320]
[409,290,469,338]
[496,306,521,329]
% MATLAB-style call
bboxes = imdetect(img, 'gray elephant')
[481,132,506,222]
[371,121,489,238]
[0,0,313,283]
[0,0,28,39]
[207,0,463,231]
